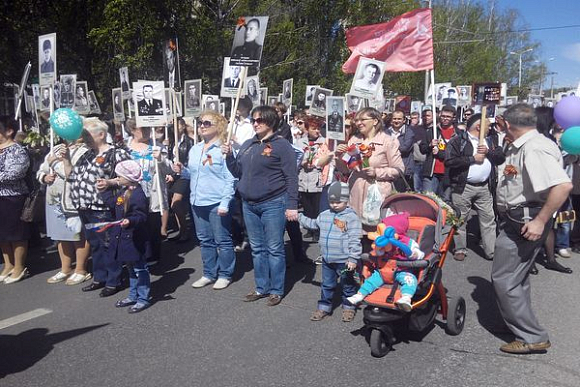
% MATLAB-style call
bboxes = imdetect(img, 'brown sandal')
[310,309,329,321]
[341,309,356,322]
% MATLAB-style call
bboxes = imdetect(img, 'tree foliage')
[0,0,547,116]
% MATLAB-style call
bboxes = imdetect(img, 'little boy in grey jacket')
[299,182,362,322]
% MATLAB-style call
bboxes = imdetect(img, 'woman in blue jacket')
[222,106,299,306]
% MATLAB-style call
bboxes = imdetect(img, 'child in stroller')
[348,212,424,311]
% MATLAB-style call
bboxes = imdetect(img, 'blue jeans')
[242,195,287,296]
[127,259,150,305]
[422,175,440,195]
[319,261,358,313]
[78,209,122,287]
[413,162,424,192]
[192,203,235,280]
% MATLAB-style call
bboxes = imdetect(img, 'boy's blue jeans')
[318,261,358,313]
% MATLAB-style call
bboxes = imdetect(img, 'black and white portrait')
[88,90,101,114]
[112,88,125,121]
[282,78,293,107]
[259,87,268,106]
[267,96,278,106]
[505,96,518,106]
[163,89,182,117]
[305,85,319,107]
[326,96,345,141]
[245,76,260,106]
[309,87,334,118]
[74,81,90,114]
[426,82,451,106]
[457,85,472,107]
[38,33,56,86]
[529,95,543,109]
[441,87,458,108]
[411,101,423,114]
[119,67,131,99]
[31,84,40,109]
[59,74,76,108]
[133,81,166,127]
[39,86,51,112]
[346,93,361,114]
[53,81,61,109]
[230,16,269,67]
[221,57,243,98]
[163,38,180,89]
[184,79,202,117]
[350,58,385,99]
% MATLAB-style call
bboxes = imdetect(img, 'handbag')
[20,188,44,223]
[361,182,382,226]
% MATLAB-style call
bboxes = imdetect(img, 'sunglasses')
[296,120,305,125]
[199,120,214,128]
[250,117,265,125]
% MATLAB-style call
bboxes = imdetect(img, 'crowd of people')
[0,97,578,353]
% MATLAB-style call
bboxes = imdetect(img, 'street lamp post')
[510,48,533,95]
[537,57,555,96]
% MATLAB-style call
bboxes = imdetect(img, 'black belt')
[466,180,487,187]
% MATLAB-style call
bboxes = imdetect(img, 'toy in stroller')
[358,193,465,357]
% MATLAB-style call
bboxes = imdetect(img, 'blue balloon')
[561,126,580,155]
[49,108,83,141]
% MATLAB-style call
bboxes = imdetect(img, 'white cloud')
[563,43,580,63]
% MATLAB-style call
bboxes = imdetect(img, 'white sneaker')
[213,278,231,290]
[558,248,571,258]
[347,293,365,305]
[191,276,215,288]
[47,271,71,284]
[314,255,323,265]
[234,241,249,253]
[395,295,413,312]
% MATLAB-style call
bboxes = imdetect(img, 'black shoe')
[529,264,539,275]
[82,282,105,292]
[545,261,573,274]
[100,286,120,297]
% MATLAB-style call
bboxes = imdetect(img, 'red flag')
[342,8,433,74]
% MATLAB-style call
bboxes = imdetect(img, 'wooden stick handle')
[479,105,487,146]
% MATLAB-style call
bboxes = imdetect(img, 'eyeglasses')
[199,120,214,128]
[250,117,265,125]
[296,121,305,125]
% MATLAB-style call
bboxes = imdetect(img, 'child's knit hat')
[115,160,143,183]
[328,181,349,202]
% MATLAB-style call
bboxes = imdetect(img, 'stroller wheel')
[446,296,466,335]
[370,328,392,358]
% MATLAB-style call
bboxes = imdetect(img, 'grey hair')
[503,103,537,129]
[83,117,108,135]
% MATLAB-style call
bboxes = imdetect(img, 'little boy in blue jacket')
[298,182,362,322]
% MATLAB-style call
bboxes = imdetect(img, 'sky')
[496,0,580,89]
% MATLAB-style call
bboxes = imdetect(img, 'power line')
[434,22,580,36]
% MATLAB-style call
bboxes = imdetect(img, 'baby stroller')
[359,193,465,357]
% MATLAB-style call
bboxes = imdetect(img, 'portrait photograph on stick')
[133,81,166,127]
[88,90,101,114]
[267,96,278,105]
[245,76,260,106]
[163,38,180,89]
[39,85,51,112]
[60,74,76,108]
[259,87,268,106]
[282,78,293,108]
[305,85,320,107]
[457,85,472,107]
[74,81,90,114]
[112,87,125,121]
[230,16,269,67]
[38,33,56,86]
[221,57,243,98]
[349,57,385,99]
[184,79,202,117]
[309,86,333,118]
[53,81,61,109]
[326,96,345,141]
[119,67,131,98]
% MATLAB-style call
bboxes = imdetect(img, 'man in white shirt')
[445,113,506,261]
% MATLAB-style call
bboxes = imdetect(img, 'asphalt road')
[1,229,579,387]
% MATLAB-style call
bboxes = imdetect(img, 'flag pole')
[49,84,54,155]
[172,89,180,164]
[430,69,437,139]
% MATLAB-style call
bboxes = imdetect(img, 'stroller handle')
[359,253,429,268]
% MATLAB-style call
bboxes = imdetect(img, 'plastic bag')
[361,183,382,226]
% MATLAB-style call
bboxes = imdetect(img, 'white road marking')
[0,308,53,330]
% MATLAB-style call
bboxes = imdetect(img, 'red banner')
[342,8,434,74]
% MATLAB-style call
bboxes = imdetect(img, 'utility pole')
[510,48,533,96]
